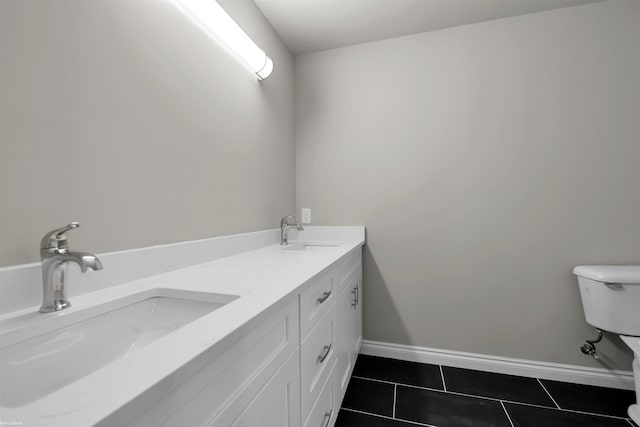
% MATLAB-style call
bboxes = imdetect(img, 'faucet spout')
[60,252,104,273]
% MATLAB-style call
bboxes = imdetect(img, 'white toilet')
[573,265,640,424]
[621,335,640,423]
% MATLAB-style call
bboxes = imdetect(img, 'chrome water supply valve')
[580,329,603,360]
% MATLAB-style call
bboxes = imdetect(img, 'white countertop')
[0,231,365,426]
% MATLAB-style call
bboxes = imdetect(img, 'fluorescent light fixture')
[170,0,273,80]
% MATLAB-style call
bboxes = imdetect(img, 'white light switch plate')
[301,208,311,224]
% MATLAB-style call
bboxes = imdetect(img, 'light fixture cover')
[171,0,273,80]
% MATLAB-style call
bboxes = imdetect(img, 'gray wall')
[296,0,640,369]
[0,0,294,266]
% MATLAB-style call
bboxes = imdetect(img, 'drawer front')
[301,302,337,421]
[300,270,335,338]
[305,361,337,427]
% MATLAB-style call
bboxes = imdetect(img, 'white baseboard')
[360,340,635,390]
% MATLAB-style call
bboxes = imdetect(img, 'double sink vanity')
[0,226,365,427]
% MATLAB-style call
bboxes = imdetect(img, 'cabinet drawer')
[300,270,335,338]
[305,361,337,427]
[301,302,337,421]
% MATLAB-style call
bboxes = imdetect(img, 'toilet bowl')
[621,336,640,423]
[573,265,640,423]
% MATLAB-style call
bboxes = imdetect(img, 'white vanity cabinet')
[101,247,363,427]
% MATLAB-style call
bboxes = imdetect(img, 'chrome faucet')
[39,222,103,313]
[280,215,304,246]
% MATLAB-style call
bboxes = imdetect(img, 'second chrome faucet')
[280,215,303,246]
[39,222,103,313]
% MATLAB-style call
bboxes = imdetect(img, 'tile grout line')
[500,401,516,427]
[350,375,631,421]
[341,407,438,427]
[537,378,561,409]
[439,365,447,392]
[342,406,636,427]
[393,383,397,418]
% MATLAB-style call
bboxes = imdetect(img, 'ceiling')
[253,0,604,55]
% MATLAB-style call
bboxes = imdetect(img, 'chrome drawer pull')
[317,291,332,304]
[318,344,332,363]
[322,409,333,427]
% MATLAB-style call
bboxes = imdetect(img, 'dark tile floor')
[336,355,638,427]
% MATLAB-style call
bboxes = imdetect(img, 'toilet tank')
[573,265,640,336]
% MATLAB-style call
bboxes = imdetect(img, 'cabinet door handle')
[351,288,357,308]
[318,344,332,363]
[317,291,332,304]
[355,285,359,305]
[322,409,334,427]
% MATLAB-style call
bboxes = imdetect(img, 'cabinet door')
[335,284,352,405]
[226,349,301,427]
[350,276,362,364]
[113,298,299,427]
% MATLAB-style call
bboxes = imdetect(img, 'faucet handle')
[40,222,80,250]
[280,215,292,227]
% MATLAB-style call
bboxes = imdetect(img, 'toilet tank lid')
[573,265,640,284]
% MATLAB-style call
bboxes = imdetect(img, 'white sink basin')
[0,289,238,407]
[282,242,339,251]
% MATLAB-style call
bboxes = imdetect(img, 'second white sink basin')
[0,288,238,408]
[282,242,339,251]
